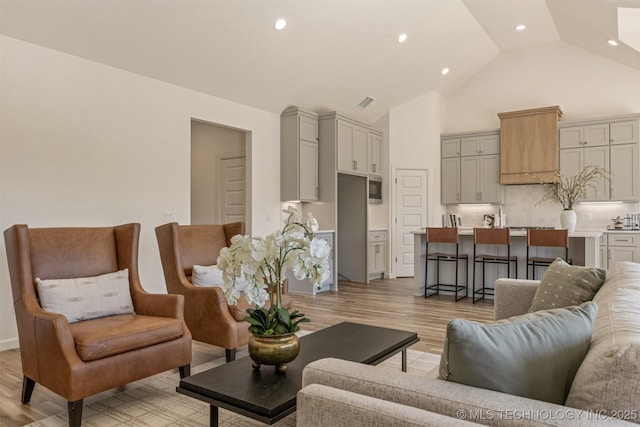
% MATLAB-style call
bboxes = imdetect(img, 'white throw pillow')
[192,265,246,292]
[36,269,134,323]
[192,264,225,287]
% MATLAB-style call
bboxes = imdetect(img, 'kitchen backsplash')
[447,184,640,230]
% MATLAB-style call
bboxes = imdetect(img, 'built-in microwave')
[369,176,382,204]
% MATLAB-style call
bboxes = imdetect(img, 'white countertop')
[315,229,335,233]
[369,228,388,232]
[412,228,603,238]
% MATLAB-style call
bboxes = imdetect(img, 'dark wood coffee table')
[177,322,419,426]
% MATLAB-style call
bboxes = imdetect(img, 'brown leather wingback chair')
[4,223,192,427]
[155,222,292,362]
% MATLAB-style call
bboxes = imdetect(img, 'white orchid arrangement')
[216,206,330,335]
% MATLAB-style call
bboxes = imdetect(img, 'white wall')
[445,41,640,132]
[444,41,640,230]
[0,36,281,350]
[387,91,447,277]
[191,120,246,225]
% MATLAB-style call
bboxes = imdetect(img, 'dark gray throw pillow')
[529,258,606,312]
[438,302,597,405]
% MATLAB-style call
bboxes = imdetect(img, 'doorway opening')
[191,120,248,225]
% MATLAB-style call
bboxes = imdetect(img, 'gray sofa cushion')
[529,258,605,312]
[565,262,640,424]
[439,302,597,405]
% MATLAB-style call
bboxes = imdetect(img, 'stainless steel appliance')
[368,176,382,204]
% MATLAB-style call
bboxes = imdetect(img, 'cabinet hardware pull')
[372,164,376,173]
[376,245,380,254]
[457,192,460,201]
[353,160,357,170]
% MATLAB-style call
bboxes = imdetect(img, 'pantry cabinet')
[281,107,319,202]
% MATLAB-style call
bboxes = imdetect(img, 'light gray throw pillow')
[438,301,597,405]
[36,269,134,323]
[529,258,605,312]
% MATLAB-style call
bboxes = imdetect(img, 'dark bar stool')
[526,229,571,279]
[424,227,468,301]
[472,228,518,304]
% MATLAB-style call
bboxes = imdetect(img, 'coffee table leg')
[210,405,219,427]
[402,349,407,372]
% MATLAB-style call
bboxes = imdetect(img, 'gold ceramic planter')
[248,333,300,373]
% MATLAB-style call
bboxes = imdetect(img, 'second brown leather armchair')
[155,222,292,362]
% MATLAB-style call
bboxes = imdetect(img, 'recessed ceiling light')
[398,33,408,43]
[515,24,526,31]
[274,18,287,31]
[608,39,619,46]
[441,68,450,76]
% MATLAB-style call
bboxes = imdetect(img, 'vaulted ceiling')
[1,0,639,122]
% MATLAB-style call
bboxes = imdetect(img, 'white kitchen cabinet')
[441,157,460,204]
[559,114,640,203]
[369,131,382,175]
[337,120,369,175]
[441,130,502,205]
[601,233,640,269]
[559,145,609,201]
[281,107,319,202]
[610,119,639,145]
[460,134,500,156]
[610,143,640,202]
[442,138,460,158]
[368,230,386,279]
[460,154,501,204]
[559,123,609,149]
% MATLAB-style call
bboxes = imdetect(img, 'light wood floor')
[0,278,494,426]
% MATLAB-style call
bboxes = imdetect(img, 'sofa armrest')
[494,278,540,320]
[297,383,475,427]
[303,359,635,427]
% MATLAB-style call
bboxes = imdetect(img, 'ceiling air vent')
[356,96,375,110]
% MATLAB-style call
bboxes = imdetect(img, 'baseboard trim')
[0,338,19,351]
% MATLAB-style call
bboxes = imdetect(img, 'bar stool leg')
[472,245,477,304]
[424,242,429,298]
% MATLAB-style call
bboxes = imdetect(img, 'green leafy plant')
[245,306,310,335]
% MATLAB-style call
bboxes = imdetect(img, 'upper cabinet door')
[611,120,639,145]
[299,115,318,143]
[337,120,369,174]
[442,138,460,158]
[299,140,318,201]
[353,126,369,174]
[337,121,356,172]
[559,126,584,149]
[610,143,640,202]
[369,132,382,175]
[583,123,609,146]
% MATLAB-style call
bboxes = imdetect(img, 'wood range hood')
[498,106,563,185]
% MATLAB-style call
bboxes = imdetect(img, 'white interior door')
[395,169,428,277]
[219,157,246,223]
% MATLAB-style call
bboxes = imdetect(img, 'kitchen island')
[412,228,603,297]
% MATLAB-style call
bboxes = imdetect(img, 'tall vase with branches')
[533,165,610,232]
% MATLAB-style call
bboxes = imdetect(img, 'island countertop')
[412,228,602,297]
[412,228,603,238]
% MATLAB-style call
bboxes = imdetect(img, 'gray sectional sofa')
[297,261,640,426]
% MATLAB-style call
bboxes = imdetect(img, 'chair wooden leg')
[68,399,83,427]
[21,376,35,404]
[179,364,191,378]
[225,348,236,362]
